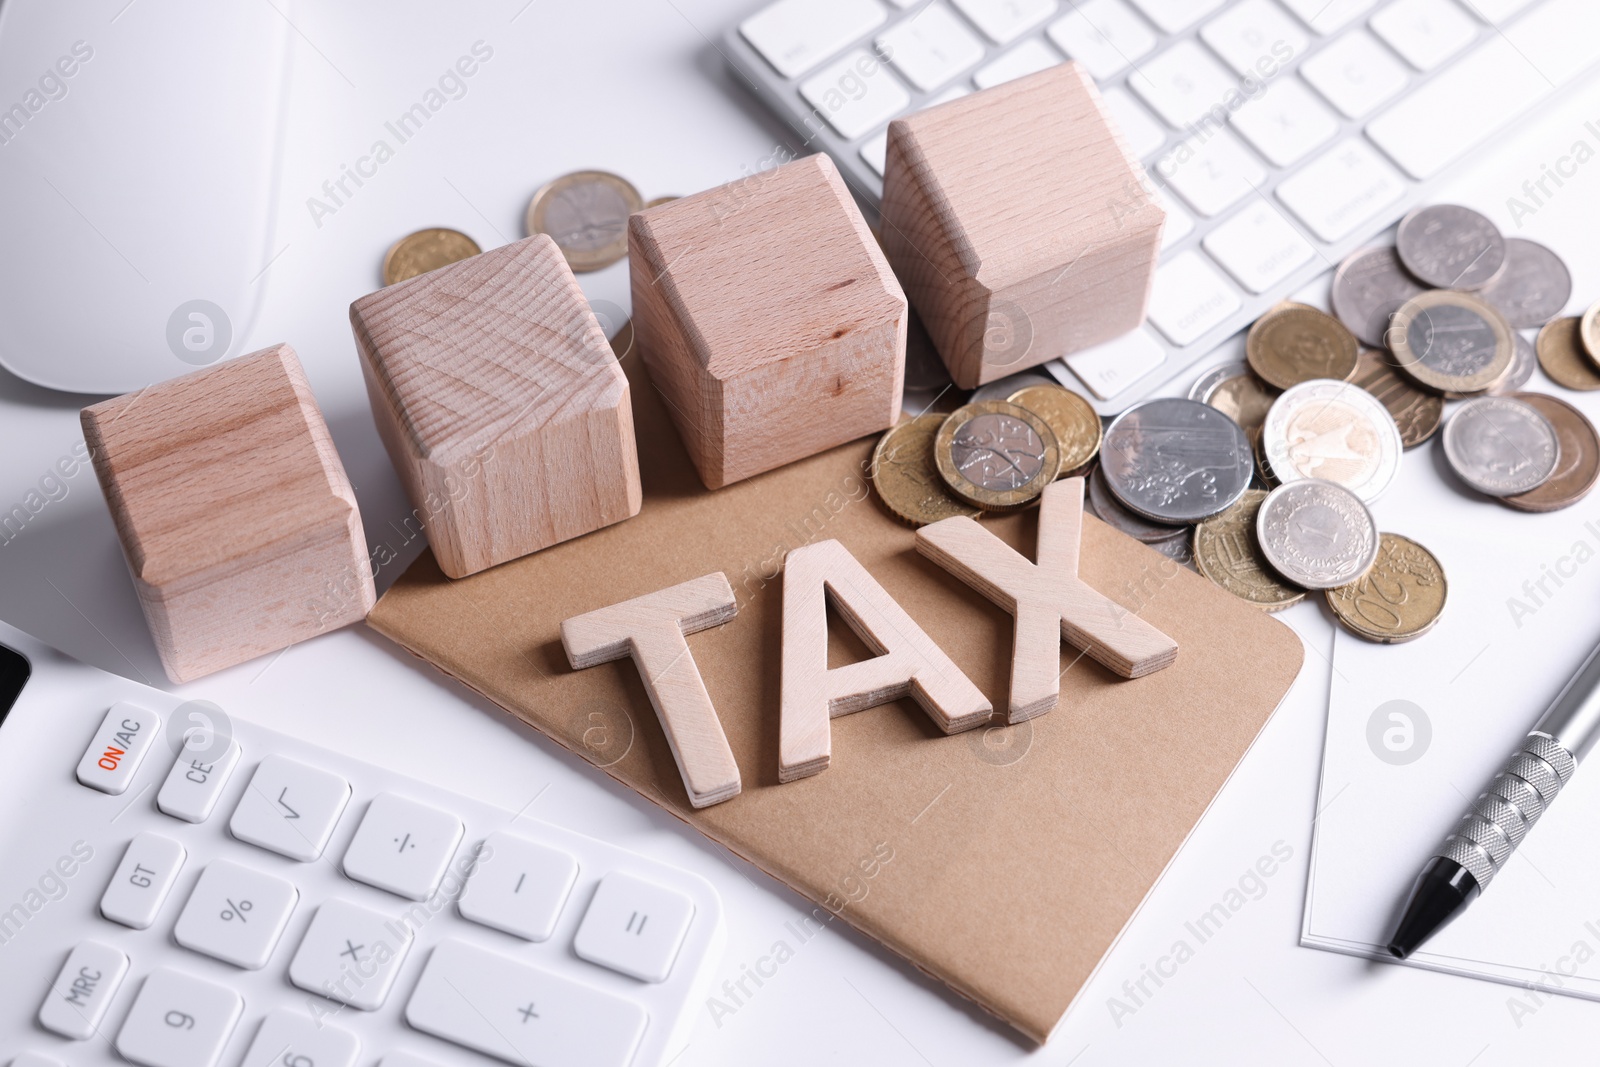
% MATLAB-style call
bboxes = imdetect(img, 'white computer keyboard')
[722,0,1600,411]
[0,627,724,1067]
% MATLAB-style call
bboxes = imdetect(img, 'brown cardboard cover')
[366,345,1306,1043]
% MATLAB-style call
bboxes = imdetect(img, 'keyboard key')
[799,48,911,139]
[1371,0,1478,71]
[860,128,889,175]
[173,860,298,969]
[38,939,128,1040]
[238,1010,359,1067]
[116,967,243,1067]
[75,702,160,796]
[1154,188,1195,251]
[406,939,648,1067]
[1200,0,1310,75]
[1127,0,1224,32]
[1101,87,1166,158]
[342,792,464,901]
[1203,200,1318,293]
[229,755,350,861]
[157,736,240,824]
[1298,30,1409,118]
[1277,0,1379,32]
[739,0,888,78]
[877,3,984,91]
[1465,0,1535,20]
[1275,138,1407,241]
[1146,252,1242,346]
[288,897,415,1010]
[573,872,696,983]
[1230,78,1339,167]
[1156,128,1266,217]
[949,0,1057,44]
[458,832,581,942]
[1044,0,1157,80]
[1063,329,1167,400]
[1128,40,1238,128]
[972,37,1062,88]
[101,832,185,930]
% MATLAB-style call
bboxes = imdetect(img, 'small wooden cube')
[880,63,1164,389]
[81,344,374,683]
[351,234,642,578]
[629,154,907,490]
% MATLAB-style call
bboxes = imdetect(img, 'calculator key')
[458,832,580,942]
[173,860,298,969]
[972,37,1062,88]
[1200,0,1311,76]
[1275,138,1407,241]
[405,939,647,1067]
[75,701,160,795]
[739,0,888,79]
[949,0,1056,45]
[229,754,350,861]
[1277,0,1379,33]
[37,939,128,1040]
[379,1057,447,1067]
[876,3,984,91]
[1100,87,1166,159]
[1127,39,1238,128]
[1370,0,1478,72]
[238,1009,359,1067]
[1230,78,1339,168]
[157,736,240,823]
[1126,0,1224,32]
[1063,329,1167,401]
[342,793,464,901]
[1203,200,1317,294]
[1145,252,1242,346]
[1044,0,1156,81]
[115,967,243,1067]
[12,1055,67,1067]
[1298,31,1408,119]
[1156,128,1266,217]
[574,872,696,983]
[101,832,185,929]
[288,897,415,1010]
[799,48,911,140]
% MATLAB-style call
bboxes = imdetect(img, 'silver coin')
[1485,332,1537,397]
[1101,398,1254,524]
[1261,378,1403,502]
[1256,480,1379,590]
[970,371,1055,403]
[1396,204,1507,290]
[951,412,1050,491]
[1188,361,1252,402]
[1477,237,1572,329]
[1330,246,1425,348]
[1441,395,1560,497]
[1087,463,1187,543]
[1151,529,1194,567]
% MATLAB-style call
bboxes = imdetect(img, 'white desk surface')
[3,2,1599,1062]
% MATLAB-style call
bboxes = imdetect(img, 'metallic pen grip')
[1434,733,1576,889]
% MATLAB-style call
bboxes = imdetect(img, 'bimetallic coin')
[1582,300,1600,363]
[1503,393,1600,512]
[1193,490,1306,612]
[871,415,982,526]
[1189,361,1280,435]
[1101,398,1254,524]
[1246,302,1360,390]
[1008,384,1102,474]
[1331,246,1426,348]
[382,227,481,286]
[1256,480,1379,590]
[1441,396,1560,497]
[1262,378,1403,502]
[1485,332,1537,397]
[1396,204,1507,290]
[1087,464,1187,543]
[525,170,643,272]
[1326,533,1448,643]
[1478,238,1572,328]
[971,371,1054,403]
[1349,348,1442,448]
[1537,316,1600,391]
[1388,290,1513,394]
[934,401,1062,511]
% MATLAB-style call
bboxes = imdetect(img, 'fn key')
[574,872,695,983]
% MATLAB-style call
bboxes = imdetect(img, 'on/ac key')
[74,702,161,796]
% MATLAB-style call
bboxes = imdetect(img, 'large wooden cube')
[81,344,374,683]
[351,234,642,579]
[629,154,907,490]
[880,62,1164,389]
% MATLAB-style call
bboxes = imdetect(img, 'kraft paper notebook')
[366,341,1306,1043]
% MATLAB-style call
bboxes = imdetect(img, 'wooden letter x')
[916,477,1178,723]
[561,573,741,807]
[780,539,991,783]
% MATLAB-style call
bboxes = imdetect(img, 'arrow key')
[229,755,350,861]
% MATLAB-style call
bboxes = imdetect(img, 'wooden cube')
[81,344,374,683]
[629,154,907,490]
[351,234,642,579]
[880,62,1164,389]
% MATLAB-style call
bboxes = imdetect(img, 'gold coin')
[1388,290,1513,394]
[1193,490,1305,612]
[1207,373,1279,436]
[1349,348,1442,448]
[382,227,481,286]
[1582,299,1600,361]
[1007,384,1102,475]
[869,415,982,527]
[934,401,1062,511]
[1245,302,1359,389]
[1537,317,1600,391]
[525,170,643,272]
[1502,392,1600,512]
[644,196,680,209]
[1325,533,1447,643]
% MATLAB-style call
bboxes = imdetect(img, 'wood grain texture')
[629,153,908,489]
[780,538,991,782]
[80,343,373,683]
[561,572,742,807]
[917,478,1177,722]
[879,62,1165,388]
[351,233,641,579]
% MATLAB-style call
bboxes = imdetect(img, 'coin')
[1331,246,1426,348]
[644,196,680,209]
[525,170,642,272]
[382,227,481,286]
[1388,290,1514,394]
[1101,398,1254,523]
[1261,378,1403,502]
[1189,361,1280,435]
[1193,490,1306,612]
[1251,427,1277,489]
[1485,332,1537,397]
[971,371,1055,403]
[1326,533,1448,643]
[1537,316,1600,391]
[870,415,982,526]
[1395,204,1507,290]
[1502,393,1600,512]
[1583,300,1600,362]
[934,401,1062,511]
[1257,480,1379,590]
[1478,238,1572,328]
[1087,463,1187,543]
[1348,348,1442,448]
[1247,302,1360,390]
[1152,530,1194,567]
[1441,395,1560,497]
[1008,384,1102,474]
